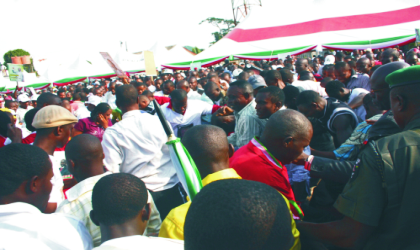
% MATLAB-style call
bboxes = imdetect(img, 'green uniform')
[334,117,420,249]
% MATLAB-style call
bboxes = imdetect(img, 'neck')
[33,135,57,155]
[120,105,139,115]
[100,220,145,244]
[259,136,284,163]
[401,111,420,129]
[199,161,229,180]
[75,163,105,182]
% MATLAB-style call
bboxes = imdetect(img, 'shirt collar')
[237,99,255,116]
[121,110,143,120]
[403,116,420,131]
[66,172,112,202]
[0,202,41,215]
[202,169,241,186]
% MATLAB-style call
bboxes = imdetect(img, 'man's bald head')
[36,93,62,107]
[182,125,231,179]
[370,61,409,110]
[176,79,190,93]
[295,58,309,74]
[260,110,312,164]
[381,48,400,65]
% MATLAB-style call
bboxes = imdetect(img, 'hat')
[324,55,335,65]
[385,65,420,89]
[163,68,174,74]
[232,68,243,77]
[248,75,267,89]
[85,95,102,106]
[17,94,30,103]
[32,105,78,129]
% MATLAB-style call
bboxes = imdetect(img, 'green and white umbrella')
[153,100,202,200]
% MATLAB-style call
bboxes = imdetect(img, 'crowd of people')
[0,45,420,250]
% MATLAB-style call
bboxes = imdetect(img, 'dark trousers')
[149,183,187,220]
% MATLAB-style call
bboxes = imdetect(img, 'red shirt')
[229,137,303,219]
[0,135,6,148]
[154,96,171,105]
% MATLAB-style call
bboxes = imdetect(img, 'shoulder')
[376,129,420,152]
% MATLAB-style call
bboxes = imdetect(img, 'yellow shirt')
[158,168,301,250]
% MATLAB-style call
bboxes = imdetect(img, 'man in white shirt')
[101,84,182,219]
[77,95,101,119]
[0,144,93,250]
[325,80,369,120]
[176,79,201,100]
[161,89,220,138]
[57,134,161,247]
[16,93,33,136]
[154,80,175,97]
[33,105,78,213]
[104,81,117,109]
[90,173,183,250]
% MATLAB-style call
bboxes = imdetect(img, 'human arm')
[73,119,86,137]
[97,114,109,129]
[101,130,123,172]
[332,115,355,147]
[297,216,375,249]
[13,82,18,100]
[348,93,367,109]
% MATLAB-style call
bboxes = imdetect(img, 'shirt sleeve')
[101,129,123,173]
[235,115,265,148]
[333,143,386,226]
[144,191,162,237]
[74,119,87,132]
[360,75,371,91]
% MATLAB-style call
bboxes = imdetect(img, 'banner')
[7,63,25,82]
[144,51,157,76]
[99,52,127,78]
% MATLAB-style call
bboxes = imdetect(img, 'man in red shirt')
[230,109,313,219]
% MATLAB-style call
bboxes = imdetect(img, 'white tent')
[175,0,420,67]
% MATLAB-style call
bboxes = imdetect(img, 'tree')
[199,18,238,45]
[191,47,203,54]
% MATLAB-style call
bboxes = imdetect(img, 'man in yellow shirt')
[159,125,301,250]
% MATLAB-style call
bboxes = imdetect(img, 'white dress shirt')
[348,88,369,120]
[102,110,178,192]
[0,202,93,250]
[76,106,91,120]
[56,172,162,247]
[148,85,156,93]
[93,235,183,250]
[292,80,328,97]
[161,100,213,136]
[187,90,202,100]
[49,155,65,205]
[154,90,166,97]
[104,91,117,110]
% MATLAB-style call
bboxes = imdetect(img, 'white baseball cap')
[17,94,30,103]
[324,55,335,65]
[163,68,174,74]
[85,95,101,106]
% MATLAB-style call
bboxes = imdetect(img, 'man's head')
[237,71,250,81]
[0,111,12,137]
[90,173,150,235]
[33,105,78,148]
[204,81,222,103]
[176,79,191,93]
[370,61,410,110]
[325,80,350,102]
[363,93,382,119]
[381,48,400,65]
[115,84,139,112]
[334,62,352,84]
[365,53,376,67]
[5,100,18,112]
[132,82,148,95]
[24,107,40,132]
[162,80,175,95]
[260,109,312,164]
[184,179,294,250]
[264,70,284,88]
[298,71,315,81]
[336,52,345,62]
[188,77,198,91]
[57,90,66,99]
[386,65,420,129]
[248,75,267,96]
[296,90,326,119]
[174,72,184,83]
[320,76,333,88]
[406,52,419,66]
[221,72,231,83]
[294,58,309,74]
[322,64,336,79]
[169,89,188,114]
[37,93,62,108]
[255,86,285,119]
[279,69,294,84]
[356,57,372,74]
[65,134,105,182]
[0,144,53,212]
[227,80,254,112]
[17,94,30,109]
[182,125,233,179]
[283,85,300,110]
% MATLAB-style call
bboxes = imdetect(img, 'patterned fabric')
[56,172,161,247]
[227,99,266,148]
[333,114,383,161]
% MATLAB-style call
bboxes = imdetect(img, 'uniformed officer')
[297,65,420,249]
